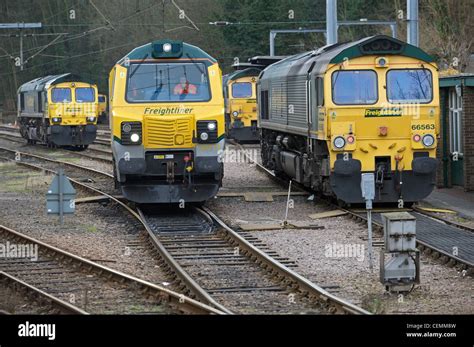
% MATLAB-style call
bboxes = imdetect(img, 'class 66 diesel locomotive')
[17,74,98,149]
[109,40,225,204]
[223,56,285,142]
[259,35,439,205]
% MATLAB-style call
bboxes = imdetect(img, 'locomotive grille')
[144,117,193,147]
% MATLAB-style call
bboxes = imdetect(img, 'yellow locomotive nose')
[258,35,439,205]
[109,39,225,204]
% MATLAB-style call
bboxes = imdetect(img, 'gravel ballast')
[208,144,474,314]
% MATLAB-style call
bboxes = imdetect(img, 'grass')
[362,294,386,314]
[85,225,98,233]
[127,304,166,314]
[0,164,52,193]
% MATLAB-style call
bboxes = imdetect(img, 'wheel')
[337,198,349,208]
[76,145,88,151]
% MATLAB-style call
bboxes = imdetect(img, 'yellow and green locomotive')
[259,36,439,204]
[109,40,225,203]
[224,67,260,142]
[17,74,98,148]
[223,56,284,142]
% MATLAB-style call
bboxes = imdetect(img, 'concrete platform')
[423,187,474,219]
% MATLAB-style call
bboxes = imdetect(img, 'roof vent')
[360,38,403,54]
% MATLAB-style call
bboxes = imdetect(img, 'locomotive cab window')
[126,63,211,103]
[19,93,25,111]
[75,87,95,103]
[232,82,252,98]
[387,69,433,103]
[38,92,43,112]
[260,90,269,120]
[331,70,377,105]
[316,77,324,106]
[51,88,72,103]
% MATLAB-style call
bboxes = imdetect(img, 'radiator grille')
[145,117,193,147]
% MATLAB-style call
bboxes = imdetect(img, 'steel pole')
[407,0,419,46]
[326,0,337,45]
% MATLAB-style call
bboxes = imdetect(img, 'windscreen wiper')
[185,53,204,75]
[129,53,149,79]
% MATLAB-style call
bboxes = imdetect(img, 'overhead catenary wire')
[0,2,326,75]
[0,34,171,77]
[0,1,162,59]
[170,0,200,31]
[88,0,116,31]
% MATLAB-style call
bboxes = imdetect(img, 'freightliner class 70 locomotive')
[258,35,439,205]
[109,40,225,203]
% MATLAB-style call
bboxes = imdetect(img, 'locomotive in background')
[258,36,439,205]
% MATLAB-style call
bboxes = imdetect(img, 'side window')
[38,92,43,112]
[260,90,269,120]
[316,77,324,106]
[20,93,25,111]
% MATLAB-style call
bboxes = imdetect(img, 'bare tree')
[422,0,473,72]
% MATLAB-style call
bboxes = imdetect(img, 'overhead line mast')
[0,23,42,71]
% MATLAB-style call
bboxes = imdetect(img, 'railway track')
[138,205,370,314]
[0,144,369,314]
[348,210,474,272]
[0,225,221,314]
[0,146,114,194]
[0,125,112,156]
[94,137,111,146]
[0,271,88,314]
[230,141,474,274]
[0,130,112,160]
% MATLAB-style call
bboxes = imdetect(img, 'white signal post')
[361,173,375,270]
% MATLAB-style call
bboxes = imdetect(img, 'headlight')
[422,134,435,147]
[121,122,142,145]
[232,111,239,118]
[207,122,216,131]
[196,120,218,143]
[163,43,172,52]
[86,116,96,122]
[333,136,346,149]
[122,123,132,133]
[52,117,61,123]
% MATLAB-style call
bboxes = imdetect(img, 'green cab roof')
[227,68,262,82]
[118,39,217,66]
[329,35,435,64]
